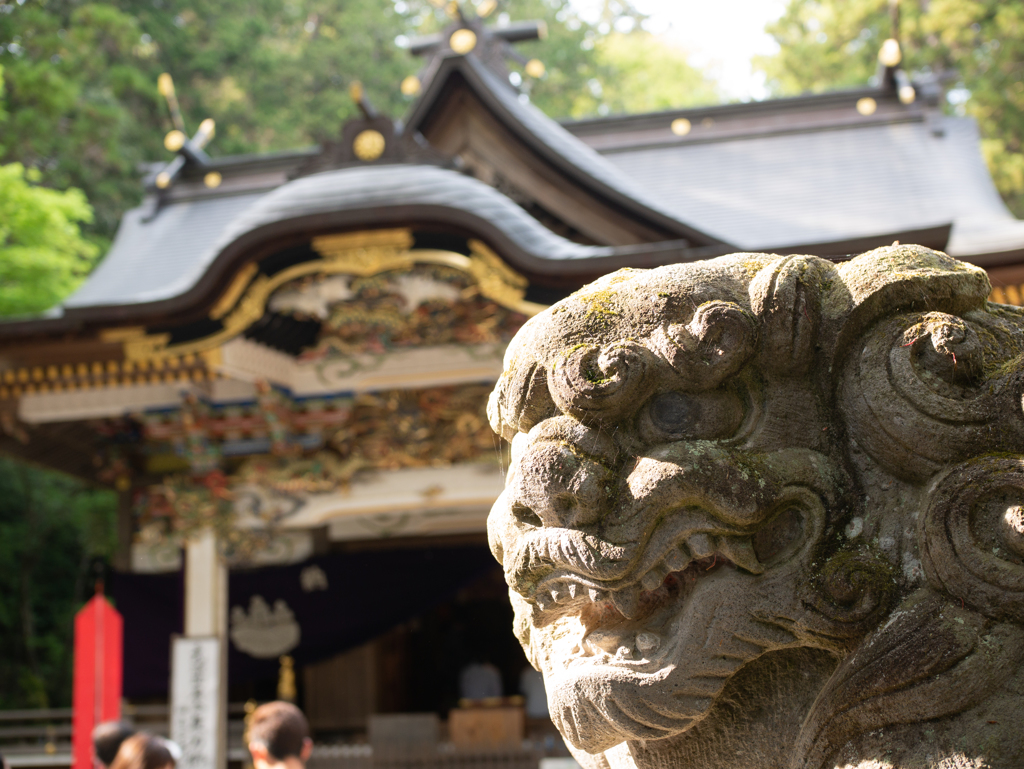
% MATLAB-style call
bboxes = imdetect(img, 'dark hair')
[109,734,174,769]
[248,702,310,761]
[93,722,138,768]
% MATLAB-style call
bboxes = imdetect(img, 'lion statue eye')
[649,392,702,433]
[640,388,745,442]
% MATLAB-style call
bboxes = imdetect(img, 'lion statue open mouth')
[486,246,1024,769]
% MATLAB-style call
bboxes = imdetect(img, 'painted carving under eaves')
[136,384,501,557]
[140,384,352,465]
[266,264,529,358]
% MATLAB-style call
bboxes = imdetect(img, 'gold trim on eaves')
[116,228,547,363]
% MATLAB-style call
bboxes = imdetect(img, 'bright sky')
[570,0,788,101]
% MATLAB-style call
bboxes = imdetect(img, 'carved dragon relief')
[485,246,1024,769]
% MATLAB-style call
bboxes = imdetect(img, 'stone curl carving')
[486,246,1024,769]
[549,341,655,426]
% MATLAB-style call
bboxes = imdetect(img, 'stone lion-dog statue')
[486,246,1024,769]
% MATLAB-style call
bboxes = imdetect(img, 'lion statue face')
[486,246,1024,769]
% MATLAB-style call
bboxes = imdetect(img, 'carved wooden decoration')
[486,245,1024,769]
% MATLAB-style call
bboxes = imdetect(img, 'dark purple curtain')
[111,545,497,697]
[109,570,184,698]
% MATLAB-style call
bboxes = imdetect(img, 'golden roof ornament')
[352,129,386,161]
[405,2,549,97]
[876,0,916,106]
[400,75,422,96]
[877,38,902,68]
[295,2,554,176]
[151,73,220,195]
[449,27,478,55]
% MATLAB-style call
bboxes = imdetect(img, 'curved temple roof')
[63,164,690,311]
[22,41,1024,323]
[575,111,1024,258]
[61,161,949,321]
[403,54,725,245]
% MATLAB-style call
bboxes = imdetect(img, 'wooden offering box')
[448,705,525,750]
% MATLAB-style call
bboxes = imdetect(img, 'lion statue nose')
[508,439,614,529]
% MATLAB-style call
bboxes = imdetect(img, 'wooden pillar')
[184,530,227,638]
[113,489,133,572]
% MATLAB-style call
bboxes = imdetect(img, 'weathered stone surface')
[486,246,1024,769]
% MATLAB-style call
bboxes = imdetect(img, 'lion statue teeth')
[486,246,1024,769]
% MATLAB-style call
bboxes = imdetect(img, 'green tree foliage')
[446,0,718,119]
[755,0,1024,215]
[469,0,620,119]
[0,162,99,315]
[1,0,714,243]
[586,31,720,116]
[0,458,118,709]
[0,63,100,316]
[0,3,166,238]
[115,0,417,155]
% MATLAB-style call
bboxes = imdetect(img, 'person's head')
[247,702,312,769]
[109,734,174,769]
[92,722,138,769]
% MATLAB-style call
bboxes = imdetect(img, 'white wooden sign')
[171,637,221,769]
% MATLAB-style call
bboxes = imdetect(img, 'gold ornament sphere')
[353,129,386,161]
[401,75,422,97]
[525,59,546,79]
[449,28,477,55]
[856,97,878,116]
[164,129,186,152]
[670,118,692,136]
[204,171,223,188]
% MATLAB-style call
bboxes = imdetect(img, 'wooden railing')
[0,708,72,768]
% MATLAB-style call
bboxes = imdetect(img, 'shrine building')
[2,6,1024,760]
